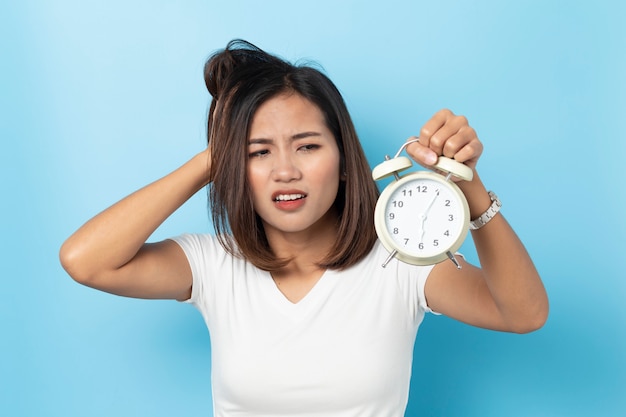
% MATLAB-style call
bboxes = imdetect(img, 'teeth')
[274,194,305,201]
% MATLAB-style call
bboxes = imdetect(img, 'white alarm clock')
[372,140,473,269]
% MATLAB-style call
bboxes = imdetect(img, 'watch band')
[469,191,501,230]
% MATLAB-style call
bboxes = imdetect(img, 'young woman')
[60,40,548,416]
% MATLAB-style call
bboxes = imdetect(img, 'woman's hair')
[204,39,379,271]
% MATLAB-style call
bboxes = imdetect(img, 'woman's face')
[247,93,342,239]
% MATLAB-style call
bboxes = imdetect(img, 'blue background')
[2,1,624,416]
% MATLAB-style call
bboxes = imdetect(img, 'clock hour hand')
[417,190,439,244]
[417,213,426,244]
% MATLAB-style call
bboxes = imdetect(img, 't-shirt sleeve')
[414,263,440,315]
[414,253,467,316]
[372,241,440,319]
[168,233,222,311]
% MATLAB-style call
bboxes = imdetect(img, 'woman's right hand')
[59,149,212,301]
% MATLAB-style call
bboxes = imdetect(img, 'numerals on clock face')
[384,177,464,257]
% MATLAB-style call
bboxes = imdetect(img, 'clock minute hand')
[423,190,440,216]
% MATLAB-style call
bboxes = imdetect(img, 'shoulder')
[370,240,437,314]
[171,233,263,308]
[170,233,229,262]
[170,232,217,250]
[358,240,434,279]
[342,240,434,296]
[169,233,253,281]
[330,240,436,321]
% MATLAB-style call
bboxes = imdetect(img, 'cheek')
[329,153,342,180]
[246,166,264,203]
[316,158,342,192]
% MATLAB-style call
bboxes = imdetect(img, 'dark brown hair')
[204,39,379,271]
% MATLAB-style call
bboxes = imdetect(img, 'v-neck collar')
[258,268,338,322]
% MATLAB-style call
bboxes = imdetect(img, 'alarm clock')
[372,139,473,269]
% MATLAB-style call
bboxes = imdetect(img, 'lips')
[273,193,306,202]
[271,190,307,210]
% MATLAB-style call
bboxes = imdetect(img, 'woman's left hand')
[405,109,483,174]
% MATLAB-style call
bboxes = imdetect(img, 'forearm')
[60,150,211,283]
[459,173,549,332]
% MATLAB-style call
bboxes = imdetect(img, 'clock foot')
[382,250,398,268]
[447,251,462,269]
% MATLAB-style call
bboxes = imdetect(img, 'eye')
[249,149,270,159]
[299,144,320,152]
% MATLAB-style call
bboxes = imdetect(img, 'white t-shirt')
[172,234,436,417]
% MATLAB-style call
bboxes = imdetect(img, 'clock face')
[375,172,470,265]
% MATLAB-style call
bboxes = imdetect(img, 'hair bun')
[204,39,278,99]
[203,48,234,99]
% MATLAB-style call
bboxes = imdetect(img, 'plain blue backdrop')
[2,1,624,416]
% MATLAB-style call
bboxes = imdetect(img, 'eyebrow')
[248,131,322,144]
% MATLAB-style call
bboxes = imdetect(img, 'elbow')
[509,303,550,334]
[511,315,548,334]
[506,279,550,334]
[59,240,95,286]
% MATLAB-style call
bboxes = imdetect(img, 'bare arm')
[59,149,211,301]
[406,110,549,333]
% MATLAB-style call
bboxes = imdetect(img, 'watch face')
[380,174,468,261]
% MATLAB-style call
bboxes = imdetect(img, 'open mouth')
[273,193,306,202]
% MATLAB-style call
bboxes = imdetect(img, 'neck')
[264,210,338,279]
[267,229,335,304]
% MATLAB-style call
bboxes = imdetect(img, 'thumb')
[406,140,438,167]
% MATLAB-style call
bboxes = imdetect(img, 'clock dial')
[384,177,465,258]
[373,154,471,267]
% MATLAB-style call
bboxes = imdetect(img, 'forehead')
[249,93,327,137]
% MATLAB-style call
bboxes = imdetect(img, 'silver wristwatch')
[469,191,502,230]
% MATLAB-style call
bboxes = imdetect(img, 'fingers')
[405,136,438,166]
[406,109,483,169]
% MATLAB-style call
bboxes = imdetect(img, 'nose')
[271,152,302,182]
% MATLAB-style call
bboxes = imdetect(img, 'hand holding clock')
[404,108,484,174]
[403,109,493,222]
